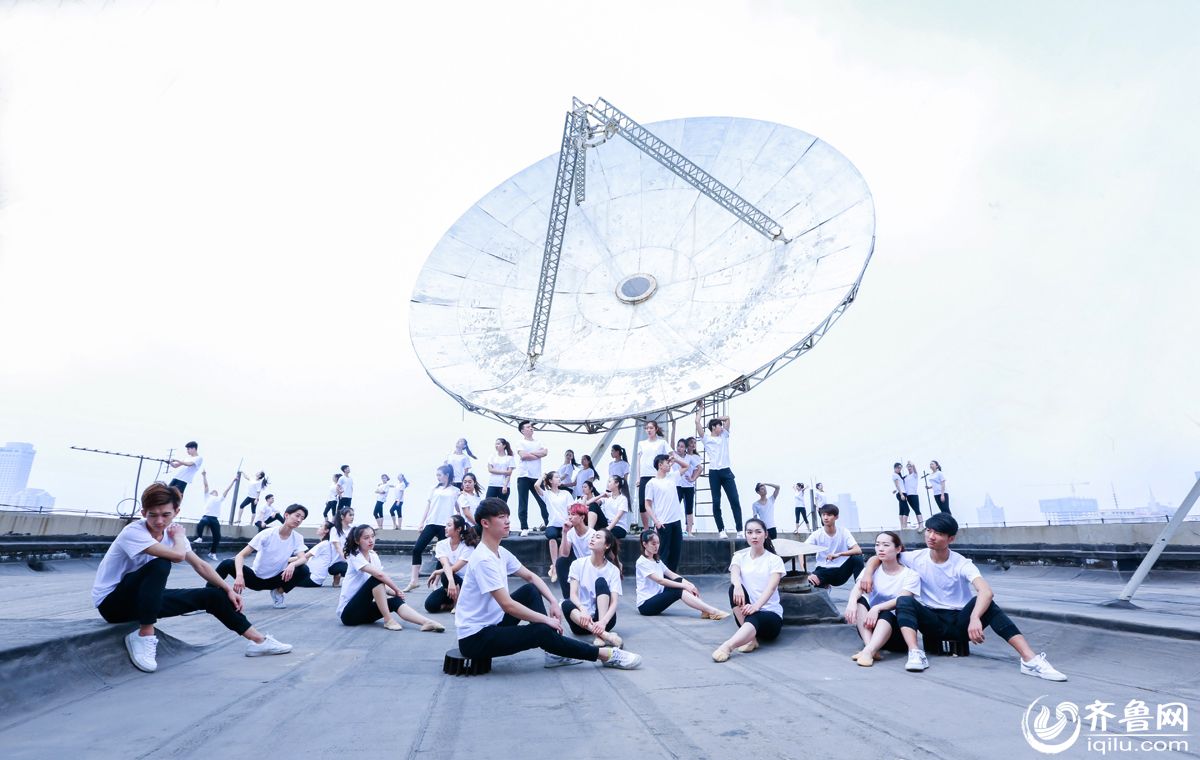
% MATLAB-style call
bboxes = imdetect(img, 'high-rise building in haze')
[835,493,860,531]
[13,488,55,510]
[0,442,36,503]
[1039,496,1099,525]
[977,493,1005,525]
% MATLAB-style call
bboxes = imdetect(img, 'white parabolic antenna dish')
[411,111,875,429]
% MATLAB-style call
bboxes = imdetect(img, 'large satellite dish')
[410,98,875,432]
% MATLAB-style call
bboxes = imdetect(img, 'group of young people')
[889,460,951,530]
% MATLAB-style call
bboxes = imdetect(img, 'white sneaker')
[543,653,582,668]
[602,648,642,670]
[125,630,158,673]
[520,529,531,537]
[905,649,929,672]
[1021,652,1067,681]
[245,634,293,657]
[207,553,217,561]
[719,529,729,538]
[270,589,287,609]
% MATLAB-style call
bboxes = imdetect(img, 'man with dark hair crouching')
[454,497,643,671]
[858,512,1066,681]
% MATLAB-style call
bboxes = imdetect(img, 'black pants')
[638,586,683,616]
[412,524,447,566]
[516,477,546,529]
[554,553,578,598]
[239,496,257,513]
[766,527,777,540]
[485,486,509,503]
[637,476,652,515]
[677,486,695,516]
[390,501,404,518]
[896,596,1020,642]
[811,555,865,588]
[323,501,338,520]
[340,577,404,625]
[168,479,189,494]
[611,526,627,540]
[897,493,910,515]
[327,560,348,579]
[194,516,222,554]
[728,585,782,641]
[795,506,808,527]
[906,494,922,516]
[215,560,315,591]
[457,583,600,662]
[856,597,906,652]
[373,501,385,520]
[561,578,616,634]
[657,520,683,572]
[260,514,283,528]
[337,497,352,510]
[424,573,464,613]
[98,557,251,634]
[935,494,951,513]
[588,504,609,530]
[708,468,743,531]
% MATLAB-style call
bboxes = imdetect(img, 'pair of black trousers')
[855,596,906,652]
[516,477,546,529]
[638,586,683,616]
[935,494,951,513]
[424,573,463,613]
[561,577,616,634]
[412,525,447,566]
[98,557,251,634]
[456,583,600,662]
[485,486,509,503]
[554,552,579,598]
[794,507,808,528]
[677,486,695,516]
[708,468,742,531]
[340,577,403,625]
[811,555,865,588]
[323,501,337,520]
[215,559,315,591]
[194,516,222,554]
[637,476,652,516]
[657,520,682,572]
[895,596,1021,642]
[727,584,782,641]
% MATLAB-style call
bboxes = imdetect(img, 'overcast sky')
[1,0,1197,529]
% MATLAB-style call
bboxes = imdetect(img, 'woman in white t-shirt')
[712,518,785,663]
[636,421,673,530]
[236,470,268,525]
[534,471,572,584]
[608,445,630,482]
[572,454,596,499]
[329,507,356,587]
[792,482,809,535]
[337,525,445,632]
[405,465,460,592]
[303,521,349,586]
[843,531,919,667]
[486,438,515,502]
[557,450,579,494]
[444,438,477,489]
[635,529,727,619]
[561,529,625,648]
[424,515,478,613]
[929,460,949,513]
[751,482,781,539]
[456,473,483,526]
[676,438,702,537]
[581,480,608,531]
[587,475,631,539]
[555,503,592,597]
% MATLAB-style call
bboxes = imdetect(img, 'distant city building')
[977,493,1005,525]
[12,488,55,511]
[835,493,860,531]
[1039,496,1100,525]
[0,442,36,503]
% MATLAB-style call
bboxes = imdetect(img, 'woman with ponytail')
[712,517,784,663]
[635,529,728,620]
[337,525,444,632]
[561,529,625,648]
[404,464,458,592]
[424,515,479,613]
[444,438,477,490]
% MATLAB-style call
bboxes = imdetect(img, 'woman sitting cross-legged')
[337,525,445,632]
[635,529,728,620]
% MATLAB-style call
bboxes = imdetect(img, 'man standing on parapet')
[167,441,203,495]
[337,465,354,511]
[695,404,743,538]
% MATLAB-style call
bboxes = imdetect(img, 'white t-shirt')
[92,521,191,606]
[257,500,278,523]
[892,471,904,495]
[326,483,339,502]
[487,455,515,487]
[568,557,622,616]
[572,467,595,498]
[813,490,828,509]
[753,496,777,529]
[374,481,390,503]
[336,550,382,617]
[794,491,807,511]
[635,555,669,606]
[702,430,731,470]
[866,565,921,607]
[203,494,222,518]
[246,480,264,499]
[307,539,339,585]
[603,494,631,531]
[638,439,670,478]
[564,527,593,559]
[809,525,858,568]
[457,491,482,522]
[427,485,460,525]
[337,474,354,499]
[434,537,474,573]
[729,548,784,616]
[169,455,203,484]
[608,460,630,481]
[900,549,981,610]
[543,490,572,528]
[929,471,946,496]
[516,437,544,479]
[446,452,472,483]
[678,454,700,488]
[248,527,306,578]
[557,463,578,486]
[455,544,523,639]
[903,472,919,496]
[390,478,408,502]
[645,476,682,525]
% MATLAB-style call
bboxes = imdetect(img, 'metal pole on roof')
[1106,476,1200,606]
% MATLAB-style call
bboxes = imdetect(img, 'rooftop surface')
[1,556,1197,759]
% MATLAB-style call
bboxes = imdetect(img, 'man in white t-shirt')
[805,504,865,588]
[336,465,354,509]
[858,513,1067,681]
[644,454,684,572]
[193,470,236,560]
[452,497,642,670]
[695,406,743,538]
[167,441,203,495]
[513,420,548,536]
[217,504,316,609]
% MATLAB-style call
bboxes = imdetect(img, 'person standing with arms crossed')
[695,405,742,538]
[514,420,548,537]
